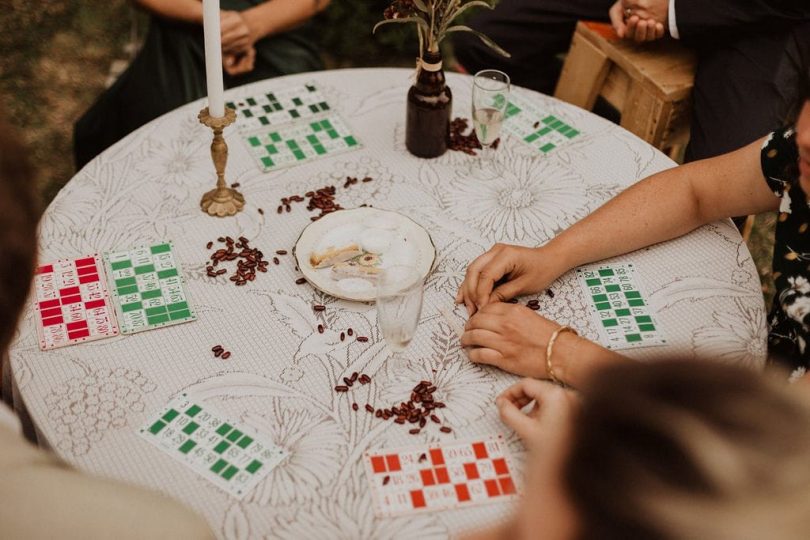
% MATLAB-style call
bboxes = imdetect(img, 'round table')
[8,68,766,538]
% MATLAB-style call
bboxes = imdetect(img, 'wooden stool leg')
[620,81,670,148]
[554,32,611,110]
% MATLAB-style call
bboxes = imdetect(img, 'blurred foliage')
[315,0,416,67]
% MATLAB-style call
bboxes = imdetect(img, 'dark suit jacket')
[675,0,810,43]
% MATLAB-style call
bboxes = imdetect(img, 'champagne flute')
[376,265,424,356]
[472,69,511,161]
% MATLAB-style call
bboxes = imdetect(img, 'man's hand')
[455,244,567,316]
[609,0,668,43]
[461,303,580,379]
[223,46,256,76]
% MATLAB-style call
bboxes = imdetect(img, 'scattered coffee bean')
[359,374,371,385]
[258,208,264,215]
[418,453,427,463]
[350,372,358,383]
[335,386,349,392]
[546,289,555,298]
[409,428,421,435]
[206,241,213,249]
[340,332,345,341]
[533,121,540,129]
[383,475,390,486]
[440,426,452,433]
[352,403,359,411]
[314,305,326,312]
[221,351,231,360]
[356,336,369,343]
[276,250,287,255]
[214,349,223,358]
[430,414,440,423]
[365,404,374,413]
[343,377,353,387]
[273,257,280,265]
[295,277,307,285]
[347,328,353,336]
[230,182,240,188]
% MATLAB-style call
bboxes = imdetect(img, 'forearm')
[555,333,626,389]
[244,0,331,40]
[548,164,705,271]
[547,139,776,272]
[132,0,203,24]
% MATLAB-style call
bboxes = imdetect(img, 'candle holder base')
[198,106,243,218]
[201,187,245,217]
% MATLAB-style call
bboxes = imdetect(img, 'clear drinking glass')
[472,69,511,161]
[376,265,424,354]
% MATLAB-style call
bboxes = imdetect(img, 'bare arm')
[243,0,332,41]
[549,136,779,271]
[132,0,204,24]
[458,136,780,313]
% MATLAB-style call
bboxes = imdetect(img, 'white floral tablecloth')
[8,68,766,539]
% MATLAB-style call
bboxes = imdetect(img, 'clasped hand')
[609,0,669,43]
[220,10,258,76]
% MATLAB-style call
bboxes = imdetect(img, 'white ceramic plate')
[293,208,436,302]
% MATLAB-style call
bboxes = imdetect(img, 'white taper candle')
[202,0,226,118]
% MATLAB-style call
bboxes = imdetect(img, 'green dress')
[74,0,323,169]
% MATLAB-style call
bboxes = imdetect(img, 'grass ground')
[0,0,776,305]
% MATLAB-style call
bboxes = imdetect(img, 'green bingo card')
[503,94,581,155]
[244,115,361,172]
[103,242,196,334]
[576,264,666,350]
[139,394,287,500]
[228,82,333,133]
[230,83,362,172]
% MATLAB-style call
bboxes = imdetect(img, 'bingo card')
[364,437,519,517]
[139,394,287,500]
[228,82,362,172]
[504,94,581,154]
[577,263,666,350]
[103,241,196,334]
[32,254,119,350]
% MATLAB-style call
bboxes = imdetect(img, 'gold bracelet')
[546,326,578,387]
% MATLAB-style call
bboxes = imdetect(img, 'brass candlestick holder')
[198,106,244,217]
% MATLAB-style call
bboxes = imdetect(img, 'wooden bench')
[555,21,696,160]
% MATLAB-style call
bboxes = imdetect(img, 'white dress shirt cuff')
[668,0,681,39]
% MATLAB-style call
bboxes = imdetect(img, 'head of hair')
[0,118,40,354]
[565,360,810,540]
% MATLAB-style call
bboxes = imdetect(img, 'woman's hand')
[220,10,256,54]
[461,303,581,379]
[496,378,579,446]
[455,244,568,316]
[223,47,256,76]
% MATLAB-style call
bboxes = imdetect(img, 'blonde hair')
[566,360,810,540]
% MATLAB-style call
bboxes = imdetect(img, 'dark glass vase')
[406,50,452,158]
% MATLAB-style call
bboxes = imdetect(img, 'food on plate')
[331,260,382,281]
[357,253,380,267]
[309,243,363,269]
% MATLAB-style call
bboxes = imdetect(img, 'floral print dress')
[761,127,810,380]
